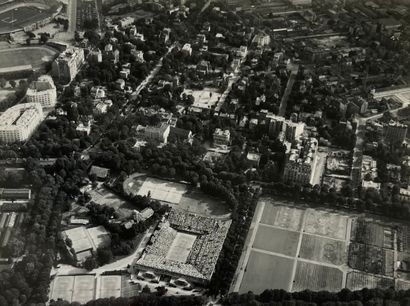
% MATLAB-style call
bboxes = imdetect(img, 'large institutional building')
[26,75,57,108]
[134,209,231,286]
[266,114,305,143]
[283,137,319,186]
[383,120,408,144]
[213,128,231,147]
[142,123,171,144]
[0,103,43,144]
[52,47,85,83]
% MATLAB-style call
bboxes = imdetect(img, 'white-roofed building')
[0,103,43,144]
[52,47,85,83]
[283,137,318,186]
[26,75,57,108]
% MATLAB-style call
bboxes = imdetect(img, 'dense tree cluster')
[223,288,410,306]
[50,294,205,306]
[209,185,259,294]
[265,182,410,221]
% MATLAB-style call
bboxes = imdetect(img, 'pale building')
[143,123,170,144]
[400,188,410,202]
[213,128,230,147]
[266,113,305,143]
[26,75,57,108]
[252,34,271,47]
[116,79,126,90]
[52,47,85,83]
[120,68,130,79]
[283,137,318,186]
[89,49,103,63]
[182,43,192,56]
[0,103,43,144]
[289,0,312,6]
[118,16,135,28]
[131,49,145,62]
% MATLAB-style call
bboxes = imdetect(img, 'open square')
[166,232,197,262]
[239,251,294,293]
[184,88,222,110]
[253,225,299,256]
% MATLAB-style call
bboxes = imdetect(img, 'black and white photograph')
[0,0,410,305]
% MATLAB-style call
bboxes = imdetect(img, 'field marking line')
[252,248,294,260]
[252,246,346,269]
[289,208,307,292]
[230,200,265,292]
[258,221,349,242]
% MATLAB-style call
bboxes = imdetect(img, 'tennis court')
[64,227,93,253]
[50,275,75,302]
[166,232,197,262]
[136,177,187,204]
[50,274,96,303]
[99,275,121,299]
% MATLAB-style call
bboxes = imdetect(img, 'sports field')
[0,6,50,34]
[123,174,230,216]
[253,225,299,256]
[99,275,121,299]
[136,177,187,204]
[0,47,57,71]
[50,274,127,303]
[293,261,344,292]
[304,210,349,240]
[50,274,96,304]
[260,204,303,231]
[166,232,197,262]
[346,271,394,291]
[299,234,347,266]
[239,251,294,293]
[87,183,135,219]
[235,198,350,294]
[63,226,110,255]
[124,176,187,204]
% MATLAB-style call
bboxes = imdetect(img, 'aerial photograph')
[0,0,410,305]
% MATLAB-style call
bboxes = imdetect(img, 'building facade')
[0,103,43,144]
[26,75,57,108]
[143,123,171,144]
[266,113,305,143]
[283,137,318,186]
[52,47,85,84]
[383,120,408,144]
[213,128,230,147]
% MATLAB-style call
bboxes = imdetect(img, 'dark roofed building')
[89,166,110,180]
[0,189,31,200]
